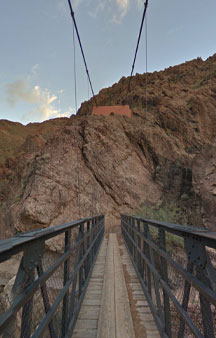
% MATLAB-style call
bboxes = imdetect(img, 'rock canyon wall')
[1,54,216,239]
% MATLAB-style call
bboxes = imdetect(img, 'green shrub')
[135,201,185,223]
[134,202,187,249]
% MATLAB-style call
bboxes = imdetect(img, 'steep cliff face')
[0,116,162,237]
[192,141,216,231]
[1,54,216,238]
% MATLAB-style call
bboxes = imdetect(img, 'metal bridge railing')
[121,214,216,338]
[0,215,104,338]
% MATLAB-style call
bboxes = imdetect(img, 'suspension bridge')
[1,1,216,337]
[0,214,216,337]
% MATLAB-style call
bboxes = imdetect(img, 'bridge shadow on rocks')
[0,214,216,338]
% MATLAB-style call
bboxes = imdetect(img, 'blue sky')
[0,0,216,124]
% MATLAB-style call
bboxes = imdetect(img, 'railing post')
[2,240,45,338]
[95,216,100,252]
[146,228,164,324]
[127,216,131,251]
[197,269,214,338]
[83,226,88,280]
[177,261,193,338]
[159,228,172,338]
[137,220,142,275]
[61,229,71,337]
[143,222,152,297]
[90,218,94,266]
[128,217,132,255]
[134,219,139,270]
[121,215,126,244]
[140,221,144,279]
[21,241,46,338]
[79,223,84,297]
[20,273,35,338]
[184,236,215,338]
[37,262,57,338]
[86,221,90,276]
[142,221,147,284]
[92,218,95,257]
[68,226,83,321]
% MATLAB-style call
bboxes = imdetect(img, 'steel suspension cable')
[126,0,149,99]
[87,77,90,99]
[67,0,97,106]
[145,12,148,113]
[73,25,78,113]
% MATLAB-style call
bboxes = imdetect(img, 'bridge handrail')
[0,214,105,337]
[126,215,216,249]
[121,214,216,338]
[0,216,101,263]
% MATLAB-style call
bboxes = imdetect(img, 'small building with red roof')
[92,105,131,118]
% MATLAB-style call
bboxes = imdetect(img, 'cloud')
[114,0,145,22]
[116,0,129,17]
[5,79,72,122]
[73,0,85,9]
[136,0,143,10]
[112,0,129,23]
[6,80,41,107]
[31,64,39,76]
[76,0,143,23]
[56,1,68,17]
[88,1,106,18]
[64,106,75,116]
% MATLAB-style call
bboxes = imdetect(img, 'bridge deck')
[72,233,160,338]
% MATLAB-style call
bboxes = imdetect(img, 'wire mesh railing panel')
[121,214,216,338]
[22,288,46,337]
[170,302,182,337]
[0,215,105,337]
[166,259,186,304]
[44,264,64,307]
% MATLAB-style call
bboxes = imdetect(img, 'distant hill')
[0,118,69,164]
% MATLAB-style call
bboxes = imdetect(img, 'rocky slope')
[0,118,69,164]
[1,54,216,239]
[192,141,216,231]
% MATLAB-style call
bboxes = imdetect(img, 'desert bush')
[134,201,187,250]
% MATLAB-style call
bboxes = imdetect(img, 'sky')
[0,0,216,124]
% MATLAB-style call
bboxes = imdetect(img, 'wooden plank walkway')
[72,236,108,338]
[118,236,160,338]
[97,233,135,338]
[72,233,160,338]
